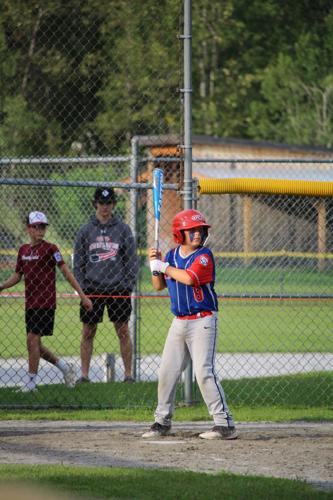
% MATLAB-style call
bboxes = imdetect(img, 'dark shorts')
[80,291,132,325]
[25,308,55,336]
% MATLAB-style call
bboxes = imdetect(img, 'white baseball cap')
[28,211,48,225]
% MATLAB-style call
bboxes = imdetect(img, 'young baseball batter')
[0,211,93,392]
[142,209,237,440]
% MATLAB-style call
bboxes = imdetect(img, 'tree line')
[1,0,333,158]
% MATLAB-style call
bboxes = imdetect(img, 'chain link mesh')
[196,190,333,406]
[1,165,332,408]
[0,2,332,409]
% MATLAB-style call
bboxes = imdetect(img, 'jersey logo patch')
[199,256,208,266]
[53,251,63,262]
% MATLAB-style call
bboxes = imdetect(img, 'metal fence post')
[130,136,139,380]
[182,0,193,405]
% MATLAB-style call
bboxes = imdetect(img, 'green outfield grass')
[0,297,332,358]
[1,262,332,296]
[0,465,330,500]
[216,265,333,296]
[138,263,333,296]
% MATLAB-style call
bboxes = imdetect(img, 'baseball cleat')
[123,376,135,383]
[142,422,171,438]
[199,425,238,440]
[63,363,76,388]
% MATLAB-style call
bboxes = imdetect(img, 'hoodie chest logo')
[89,236,119,262]
[89,236,119,253]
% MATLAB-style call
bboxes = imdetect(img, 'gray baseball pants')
[154,312,234,428]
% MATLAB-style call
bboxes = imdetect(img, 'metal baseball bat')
[152,168,164,275]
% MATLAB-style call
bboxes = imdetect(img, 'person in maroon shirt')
[0,211,92,392]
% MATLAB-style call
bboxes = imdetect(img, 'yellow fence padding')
[198,177,333,197]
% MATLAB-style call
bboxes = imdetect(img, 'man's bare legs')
[80,323,97,379]
[114,320,133,379]
[78,322,133,381]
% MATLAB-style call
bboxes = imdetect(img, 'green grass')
[216,265,333,296]
[1,298,332,358]
[0,372,332,412]
[0,465,331,500]
[0,405,332,423]
[1,264,332,358]
[1,262,332,297]
[138,263,333,296]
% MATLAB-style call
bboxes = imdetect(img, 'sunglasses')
[29,224,47,230]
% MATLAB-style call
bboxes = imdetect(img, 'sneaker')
[142,422,171,438]
[123,376,135,383]
[63,363,76,388]
[75,376,91,386]
[17,384,38,393]
[199,425,238,440]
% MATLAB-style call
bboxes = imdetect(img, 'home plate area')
[0,421,332,492]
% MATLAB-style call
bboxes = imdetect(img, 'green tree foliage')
[0,0,104,156]
[92,0,181,152]
[192,0,333,143]
[249,21,333,147]
[1,0,333,154]
[0,95,50,155]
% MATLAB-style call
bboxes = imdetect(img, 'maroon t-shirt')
[15,240,64,309]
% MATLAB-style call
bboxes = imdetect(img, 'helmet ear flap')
[173,230,185,244]
[201,227,209,245]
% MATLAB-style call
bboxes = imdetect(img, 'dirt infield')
[0,420,332,492]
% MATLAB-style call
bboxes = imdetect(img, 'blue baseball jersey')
[164,246,218,316]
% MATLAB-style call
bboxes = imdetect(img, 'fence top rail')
[2,157,333,166]
[0,156,182,165]
[0,156,131,165]
[0,178,179,190]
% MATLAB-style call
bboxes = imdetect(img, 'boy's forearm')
[151,274,166,290]
[0,272,22,291]
[165,266,194,285]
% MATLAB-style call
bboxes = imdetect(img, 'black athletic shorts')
[25,308,55,336]
[80,290,132,324]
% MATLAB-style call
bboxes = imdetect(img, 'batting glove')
[150,259,169,274]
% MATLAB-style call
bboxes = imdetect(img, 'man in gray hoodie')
[74,187,138,384]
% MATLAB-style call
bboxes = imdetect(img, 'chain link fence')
[1,2,332,409]
[1,161,332,408]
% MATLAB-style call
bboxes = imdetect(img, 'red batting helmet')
[172,209,211,244]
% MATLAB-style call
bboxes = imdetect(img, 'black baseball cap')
[93,187,117,204]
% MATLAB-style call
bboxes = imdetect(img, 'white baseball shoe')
[142,422,171,438]
[17,383,38,393]
[63,363,76,388]
[199,426,238,440]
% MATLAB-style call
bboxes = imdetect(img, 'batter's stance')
[142,209,237,440]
